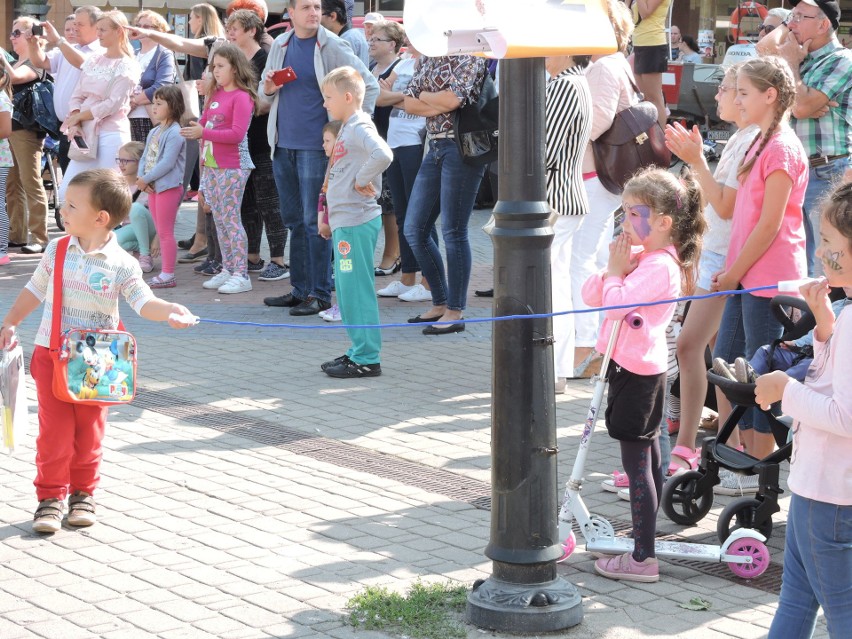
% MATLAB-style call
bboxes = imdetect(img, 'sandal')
[668,445,701,475]
[148,274,176,289]
[601,470,630,493]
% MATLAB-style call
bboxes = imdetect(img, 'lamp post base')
[466,575,583,633]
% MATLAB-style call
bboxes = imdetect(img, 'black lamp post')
[466,57,583,632]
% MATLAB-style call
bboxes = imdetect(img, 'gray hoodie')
[327,111,393,231]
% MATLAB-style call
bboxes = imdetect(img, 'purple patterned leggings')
[201,167,251,277]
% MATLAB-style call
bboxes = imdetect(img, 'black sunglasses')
[10,29,23,38]
[758,23,776,34]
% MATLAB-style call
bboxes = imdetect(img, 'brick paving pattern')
[0,202,827,638]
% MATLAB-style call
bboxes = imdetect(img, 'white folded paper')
[404,0,618,59]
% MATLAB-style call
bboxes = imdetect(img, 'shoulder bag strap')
[50,237,71,355]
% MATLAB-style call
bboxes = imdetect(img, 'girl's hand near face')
[800,278,834,342]
[607,233,638,278]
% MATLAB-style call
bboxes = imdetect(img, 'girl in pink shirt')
[582,168,706,583]
[712,57,808,461]
[180,44,255,295]
[756,183,852,639]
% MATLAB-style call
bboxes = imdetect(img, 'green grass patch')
[347,580,469,639]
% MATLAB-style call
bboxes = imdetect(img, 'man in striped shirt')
[777,0,851,275]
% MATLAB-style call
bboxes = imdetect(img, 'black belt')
[809,154,848,168]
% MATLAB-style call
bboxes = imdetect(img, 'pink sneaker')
[138,254,154,273]
[0,254,10,266]
[594,552,659,583]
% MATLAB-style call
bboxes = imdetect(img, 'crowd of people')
[0,0,850,634]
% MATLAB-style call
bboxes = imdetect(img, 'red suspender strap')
[50,237,72,356]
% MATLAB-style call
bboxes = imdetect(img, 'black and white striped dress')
[545,67,593,217]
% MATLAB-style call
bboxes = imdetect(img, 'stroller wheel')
[726,537,770,579]
[661,470,714,525]
[717,497,774,544]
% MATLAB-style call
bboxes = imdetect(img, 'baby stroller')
[660,295,815,543]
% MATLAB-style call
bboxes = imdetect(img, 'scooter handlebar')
[625,311,643,329]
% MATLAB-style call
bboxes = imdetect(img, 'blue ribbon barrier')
[194,284,778,331]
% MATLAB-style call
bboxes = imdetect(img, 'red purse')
[49,237,138,406]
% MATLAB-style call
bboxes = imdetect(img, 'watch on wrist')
[57,37,68,47]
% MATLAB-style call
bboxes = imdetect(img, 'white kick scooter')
[557,313,771,579]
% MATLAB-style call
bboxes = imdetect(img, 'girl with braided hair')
[711,55,809,464]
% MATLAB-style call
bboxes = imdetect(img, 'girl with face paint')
[581,167,706,583]
[757,182,852,639]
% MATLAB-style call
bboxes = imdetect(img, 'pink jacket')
[581,247,681,375]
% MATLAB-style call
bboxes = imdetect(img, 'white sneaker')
[321,304,342,322]
[617,487,630,501]
[377,280,413,297]
[714,469,760,496]
[203,270,232,289]
[217,275,253,294]
[398,283,432,302]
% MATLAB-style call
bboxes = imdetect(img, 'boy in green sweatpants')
[318,66,393,378]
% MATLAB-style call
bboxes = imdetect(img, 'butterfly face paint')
[823,249,843,273]
[623,203,654,243]
[816,219,852,288]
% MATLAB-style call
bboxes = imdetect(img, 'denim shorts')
[697,249,726,291]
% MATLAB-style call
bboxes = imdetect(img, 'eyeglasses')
[368,37,393,44]
[10,30,22,39]
[115,157,137,166]
[787,13,821,24]
[717,85,735,94]
[136,24,155,29]
[757,24,776,34]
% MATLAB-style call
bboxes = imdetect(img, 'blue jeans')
[403,138,485,311]
[802,157,850,276]
[713,292,783,433]
[387,143,438,274]
[769,494,852,639]
[272,147,332,303]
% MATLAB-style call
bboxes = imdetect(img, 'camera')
[31,24,43,36]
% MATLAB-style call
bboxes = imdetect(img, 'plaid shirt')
[791,40,852,159]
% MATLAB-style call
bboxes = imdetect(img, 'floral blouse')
[68,54,140,135]
[403,55,488,135]
[0,92,13,168]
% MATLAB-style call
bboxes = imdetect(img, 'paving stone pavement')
[0,203,828,638]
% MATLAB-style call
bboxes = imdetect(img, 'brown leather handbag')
[592,76,671,195]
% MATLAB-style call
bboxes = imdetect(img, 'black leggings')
[620,438,663,562]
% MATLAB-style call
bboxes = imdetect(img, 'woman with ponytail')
[711,56,808,465]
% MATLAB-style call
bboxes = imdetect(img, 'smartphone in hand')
[271,67,297,86]
[73,136,88,150]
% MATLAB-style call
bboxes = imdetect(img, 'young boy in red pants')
[0,169,194,534]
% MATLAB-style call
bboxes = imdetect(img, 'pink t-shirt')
[581,246,681,375]
[726,126,808,296]
[199,88,254,170]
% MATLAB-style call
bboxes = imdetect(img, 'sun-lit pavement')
[0,202,824,638]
